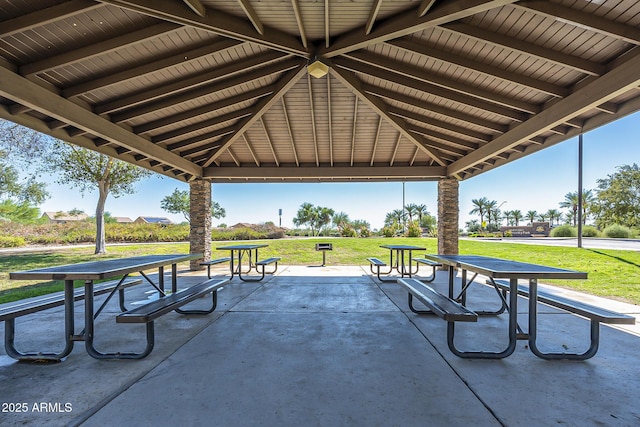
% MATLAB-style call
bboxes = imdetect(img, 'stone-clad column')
[189,180,211,270]
[437,177,459,256]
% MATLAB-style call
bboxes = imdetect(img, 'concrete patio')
[1,265,639,426]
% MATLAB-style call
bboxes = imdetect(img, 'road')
[467,237,640,251]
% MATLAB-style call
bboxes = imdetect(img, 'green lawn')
[1,237,639,305]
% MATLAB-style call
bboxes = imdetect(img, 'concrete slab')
[0,266,638,426]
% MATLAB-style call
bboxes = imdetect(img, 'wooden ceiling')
[1,0,639,182]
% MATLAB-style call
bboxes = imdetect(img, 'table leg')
[3,280,75,361]
[84,279,153,360]
[446,275,518,359]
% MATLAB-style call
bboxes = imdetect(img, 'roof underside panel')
[1,0,639,182]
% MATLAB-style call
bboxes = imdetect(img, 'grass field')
[1,237,639,305]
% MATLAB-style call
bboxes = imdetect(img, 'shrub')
[0,235,26,247]
[581,225,599,237]
[603,224,631,238]
[551,225,576,237]
[381,226,395,237]
[406,220,422,237]
[359,227,371,238]
[504,230,513,237]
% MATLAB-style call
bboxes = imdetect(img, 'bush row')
[550,224,636,238]
[0,222,285,248]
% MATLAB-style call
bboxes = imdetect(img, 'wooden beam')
[182,0,206,17]
[281,97,300,167]
[108,55,298,122]
[203,165,447,181]
[307,74,320,166]
[443,22,606,76]
[152,107,253,144]
[365,0,384,35]
[63,39,243,98]
[20,23,180,76]
[325,0,330,48]
[330,65,446,166]
[100,0,308,57]
[344,50,539,114]
[99,51,292,116]
[418,0,437,17]
[202,64,307,166]
[516,0,640,45]
[133,86,273,134]
[0,1,104,38]
[387,39,568,98]
[0,105,187,181]
[0,65,201,177]
[321,0,518,58]
[370,117,382,166]
[390,132,401,166]
[364,84,509,134]
[350,97,358,167]
[236,0,264,35]
[447,48,640,176]
[260,119,280,166]
[334,56,528,122]
[291,0,308,49]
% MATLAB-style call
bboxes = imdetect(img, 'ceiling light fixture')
[307,57,329,78]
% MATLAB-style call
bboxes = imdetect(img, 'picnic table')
[6,253,206,360]
[216,244,280,281]
[413,254,633,360]
[368,244,426,282]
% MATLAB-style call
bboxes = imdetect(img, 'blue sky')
[39,111,640,230]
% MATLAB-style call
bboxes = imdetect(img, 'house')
[113,217,133,223]
[41,211,89,223]
[134,216,173,225]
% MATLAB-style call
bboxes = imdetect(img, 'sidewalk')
[1,265,639,426]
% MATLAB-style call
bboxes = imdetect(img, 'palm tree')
[404,203,419,223]
[332,211,350,231]
[503,210,514,226]
[560,191,579,226]
[526,210,538,225]
[415,204,428,223]
[582,189,595,224]
[546,209,560,226]
[470,197,490,228]
[512,209,523,226]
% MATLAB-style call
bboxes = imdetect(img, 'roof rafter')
[20,22,180,76]
[182,0,206,17]
[133,86,273,134]
[307,74,320,166]
[100,0,308,56]
[153,107,253,144]
[330,65,447,167]
[291,0,308,49]
[202,64,307,166]
[447,47,640,175]
[281,97,300,167]
[334,56,528,122]
[365,0,384,35]
[0,64,201,177]
[387,39,568,98]
[108,55,298,122]
[236,0,264,35]
[443,22,607,76]
[344,50,539,114]
[515,0,640,45]
[63,39,244,98]
[321,0,519,58]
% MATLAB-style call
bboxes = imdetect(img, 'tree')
[545,209,560,226]
[332,211,350,232]
[46,141,152,254]
[161,188,225,222]
[526,210,538,225]
[469,197,490,228]
[594,164,640,228]
[293,203,334,236]
[415,204,428,223]
[512,209,523,226]
[404,203,419,223]
[384,209,406,234]
[560,191,579,226]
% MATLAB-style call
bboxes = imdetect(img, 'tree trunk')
[95,181,109,254]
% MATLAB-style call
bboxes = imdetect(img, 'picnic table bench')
[488,279,636,360]
[200,257,232,278]
[0,277,142,361]
[412,257,441,282]
[397,278,478,322]
[115,277,230,358]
